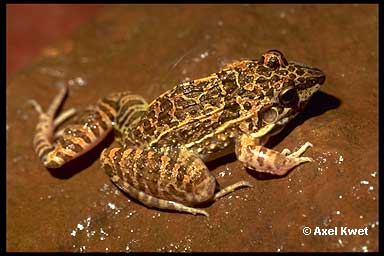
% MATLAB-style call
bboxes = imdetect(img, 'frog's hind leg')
[110,174,210,217]
[30,84,72,168]
[101,146,254,216]
[30,85,127,168]
[113,94,148,147]
[101,146,219,216]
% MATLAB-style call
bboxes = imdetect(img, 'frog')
[30,50,325,217]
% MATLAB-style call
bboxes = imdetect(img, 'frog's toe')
[281,148,292,156]
[302,141,313,149]
[297,156,313,163]
[53,107,77,127]
[213,180,253,201]
[26,99,43,114]
[193,209,210,217]
[289,142,313,158]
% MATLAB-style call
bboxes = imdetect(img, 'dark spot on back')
[296,69,304,76]
[243,102,252,110]
[276,70,288,75]
[256,65,271,76]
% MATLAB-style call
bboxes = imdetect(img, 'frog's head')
[246,50,326,133]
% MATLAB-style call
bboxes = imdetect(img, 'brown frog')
[31,50,325,216]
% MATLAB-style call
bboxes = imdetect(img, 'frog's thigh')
[100,146,217,216]
[235,135,313,176]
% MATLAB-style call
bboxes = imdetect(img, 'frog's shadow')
[208,90,341,181]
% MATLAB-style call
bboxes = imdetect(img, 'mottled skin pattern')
[31,50,325,217]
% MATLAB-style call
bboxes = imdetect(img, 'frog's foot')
[236,135,314,176]
[281,148,291,156]
[213,181,253,201]
[287,142,313,159]
[29,84,70,167]
[101,146,218,217]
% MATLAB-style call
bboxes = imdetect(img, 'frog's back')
[129,60,264,150]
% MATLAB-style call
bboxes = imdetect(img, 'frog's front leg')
[235,134,313,176]
[100,146,252,217]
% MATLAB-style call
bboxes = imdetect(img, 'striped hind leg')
[112,94,148,147]
[29,84,72,168]
[101,146,217,216]
[111,175,210,217]
[30,85,142,168]
[101,146,253,216]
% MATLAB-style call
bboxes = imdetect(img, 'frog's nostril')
[310,68,325,85]
[318,74,326,85]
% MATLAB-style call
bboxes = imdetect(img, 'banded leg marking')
[100,146,217,216]
[30,85,69,166]
[30,86,135,168]
[114,94,148,146]
[111,174,209,217]
[101,146,256,216]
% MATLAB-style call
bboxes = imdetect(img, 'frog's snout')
[318,74,326,85]
[289,61,326,86]
[310,68,326,85]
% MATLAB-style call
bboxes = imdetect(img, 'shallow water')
[6,4,378,252]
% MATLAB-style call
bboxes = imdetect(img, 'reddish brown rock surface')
[6,4,378,252]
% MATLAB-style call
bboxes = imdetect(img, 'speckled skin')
[32,50,325,216]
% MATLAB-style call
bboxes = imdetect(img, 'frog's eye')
[261,50,288,69]
[266,56,280,69]
[261,107,279,123]
[279,86,299,107]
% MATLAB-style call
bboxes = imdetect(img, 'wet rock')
[7,4,377,252]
